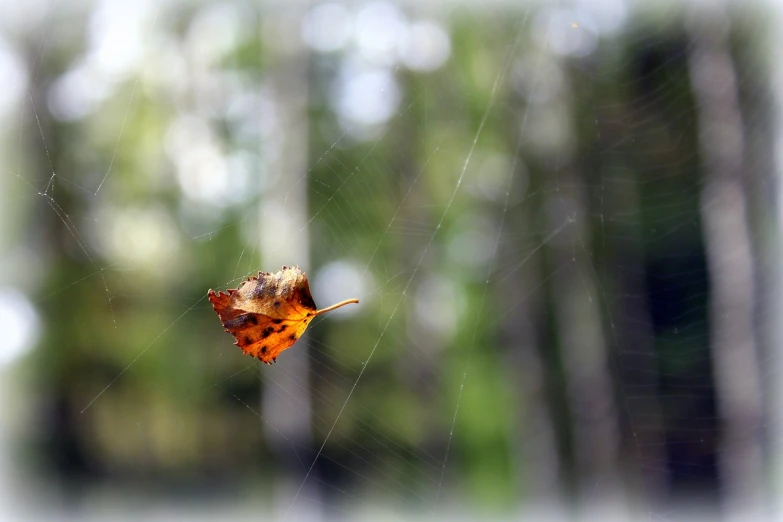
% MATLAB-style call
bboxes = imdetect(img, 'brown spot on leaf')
[299,289,317,310]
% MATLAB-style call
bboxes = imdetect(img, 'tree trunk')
[259,7,320,520]
[687,9,766,520]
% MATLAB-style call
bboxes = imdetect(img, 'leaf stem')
[315,298,359,315]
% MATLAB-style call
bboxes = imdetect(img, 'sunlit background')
[2,0,783,520]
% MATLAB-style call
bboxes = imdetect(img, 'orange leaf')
[208,266,358,364]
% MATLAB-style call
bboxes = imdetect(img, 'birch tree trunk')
[501,89,561,504]
[769,6,783,518]
[541,101,621,510]
[547,189,622,508]
[687,9,766,520]
[259,8,320,520]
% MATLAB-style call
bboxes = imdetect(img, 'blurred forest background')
[1,0,782,520]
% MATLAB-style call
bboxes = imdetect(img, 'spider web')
[1,1,781,521]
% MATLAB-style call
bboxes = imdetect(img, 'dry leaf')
[208,266,358,364]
